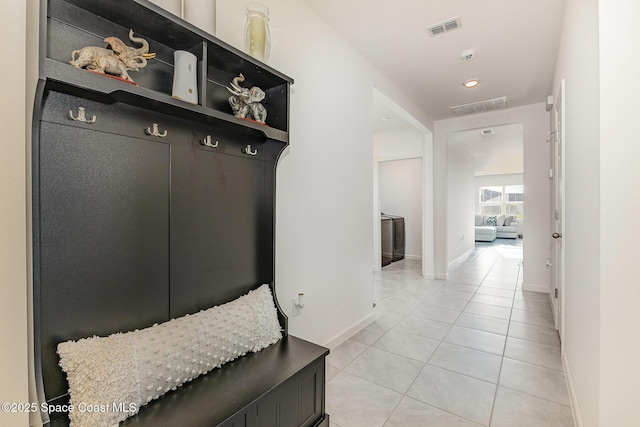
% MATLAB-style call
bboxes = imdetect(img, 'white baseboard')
[404,255,422,261]
[562,352,582,427]
[522,282,549,293]
[448,248,474,268]
[321,312,375,349]
[435,273,448,280]
[423,273,435,280]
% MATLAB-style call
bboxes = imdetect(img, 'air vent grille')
[451,97,508,116]
[481,129,494,136]
[428,17,462,37]
[444,20,459,31]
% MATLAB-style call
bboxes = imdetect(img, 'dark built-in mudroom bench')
[32,1,329,426]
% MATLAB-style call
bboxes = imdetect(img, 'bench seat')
[48,336,329,427]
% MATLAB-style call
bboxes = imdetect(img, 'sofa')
[475,214,518,241]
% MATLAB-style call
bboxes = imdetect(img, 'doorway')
[371,87,433,277]
[550,80,566,342]
[379,158,423,266]
[446,124,525,266]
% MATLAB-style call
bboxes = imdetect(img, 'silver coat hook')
[146,123,168,137]
[202,135,219,148]
[243,145,257,156]
[69,107,96,124]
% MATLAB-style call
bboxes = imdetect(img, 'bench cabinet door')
[37,122,171,402]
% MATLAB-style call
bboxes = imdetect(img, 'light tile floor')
[326,240,575,427]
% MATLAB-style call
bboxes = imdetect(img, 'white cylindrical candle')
[249,15,266,61]
[244,3,270,62]
[183,0,216,36]
[148,0,182,17]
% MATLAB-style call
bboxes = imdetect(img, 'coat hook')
[202,135,219,148]
[69,107,96,124]
[243,145,257,156]
[146,123,168,137]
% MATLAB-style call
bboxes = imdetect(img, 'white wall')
[433,104,550,289]
[555,0,640,425]
[216,0,432,346]
[447,145,475,263]
[551,0,601,424]
[379,158,422,259]
[1,0,37,425]
[374,125,425,159]
[598,1,640,424]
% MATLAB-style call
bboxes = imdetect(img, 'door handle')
[552,232,562,239]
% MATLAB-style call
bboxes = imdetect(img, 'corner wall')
[551,0,600,424]
[598,0,640,424]
[433,103,550,288]
[1,1,32,426]
[447,145,475,263]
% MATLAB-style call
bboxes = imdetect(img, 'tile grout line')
[340,245,569,425]
[487,258,521,426]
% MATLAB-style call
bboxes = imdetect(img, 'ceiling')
[448,124,524,176]
[303,0,566,123]
[303,0,565,176]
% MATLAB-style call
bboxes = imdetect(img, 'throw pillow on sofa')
[486,216,497,226]
[497,215,505,226]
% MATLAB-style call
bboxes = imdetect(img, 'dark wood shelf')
[44,59,290,143]
[43,0,292,144]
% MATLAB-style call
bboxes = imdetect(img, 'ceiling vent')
[428,17,462,37]
[451,96,508,116]
[481,129,494,136]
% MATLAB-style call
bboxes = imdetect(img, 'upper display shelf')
[41,0,293,143]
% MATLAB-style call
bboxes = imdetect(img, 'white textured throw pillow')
[58,284,282,427]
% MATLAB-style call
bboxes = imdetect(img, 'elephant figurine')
[70,30,155,83]
[227,74,267,124]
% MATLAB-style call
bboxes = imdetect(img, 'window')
[505,185,524,219]
[479,186,503,216]
[478,185,523,218]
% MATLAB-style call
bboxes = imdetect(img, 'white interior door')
[550,80,566,342]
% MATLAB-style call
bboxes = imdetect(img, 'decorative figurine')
[70,30,156,84]
[227,74,267,124]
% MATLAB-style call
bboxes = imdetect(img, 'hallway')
[326,240,574,426]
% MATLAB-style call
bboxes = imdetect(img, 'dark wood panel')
[193,151,272,310]
[299,373,317,426]
[37,122,170,401]
[279,384,299,427]
[168,141,199,318]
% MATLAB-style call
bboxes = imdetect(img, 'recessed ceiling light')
[463,79,480,88]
